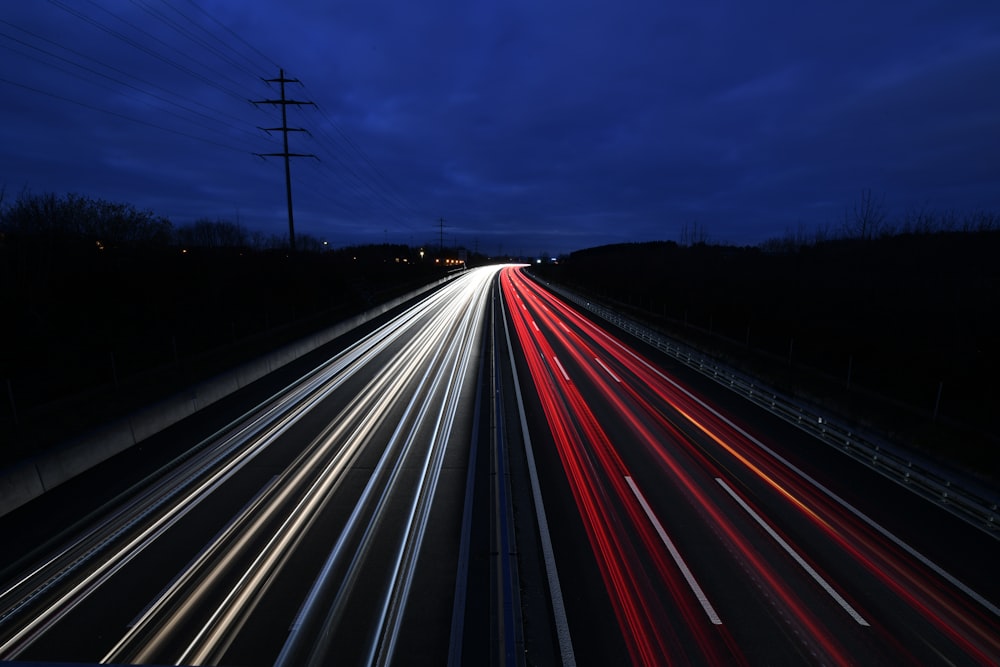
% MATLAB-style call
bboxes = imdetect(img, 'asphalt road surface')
[0,265,997,666]
[499,265,1000,665]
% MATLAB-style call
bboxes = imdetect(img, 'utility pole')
[253,68,315,252]
[438,217,446,253]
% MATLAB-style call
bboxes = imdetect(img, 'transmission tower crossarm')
[253,67,315,252]
[255,152,318,158]
[253,99,315,106]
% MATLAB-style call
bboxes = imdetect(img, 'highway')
[0,264,998,666]
[499,265,1000,665]
[0,266,498,666]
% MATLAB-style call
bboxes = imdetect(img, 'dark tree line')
[0,190,329,251]
[1,190,172,245]
[0,190,450,464]
[536,225,1000,476]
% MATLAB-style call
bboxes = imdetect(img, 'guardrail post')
[528,273,1000,536]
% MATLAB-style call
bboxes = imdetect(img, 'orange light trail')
[501,266,1000,664]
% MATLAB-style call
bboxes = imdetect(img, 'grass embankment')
[0,238,451,466]
[534,234,1000,482]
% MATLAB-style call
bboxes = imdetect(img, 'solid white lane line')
[375,278,492,665]
[715,477,870,626]
[502,285,577,666]
[594,357,621,383]
[625,476,722,625]
[279,278,488,667]
[602,329,1000,620]
[551,356,570,382]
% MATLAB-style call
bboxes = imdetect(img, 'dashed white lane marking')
[594,357,621,383]
[626,476,722,625]
[715,477,869,626]
[551,355,570,382]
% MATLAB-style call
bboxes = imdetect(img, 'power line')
[253,69,316,252]
[176,0,280,72]
[127,0,261,81]
[301,128,416,230]
[81,0,247,93]
[0,75,247,154]
[0,25,260,141]
[47,0,248,104]
[15,2,428,246]
[143,6,424,235]
[295,92,427,234]
[305,92,425,218]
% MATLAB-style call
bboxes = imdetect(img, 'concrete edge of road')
[525,271,1000,539]
[0,274,462,520]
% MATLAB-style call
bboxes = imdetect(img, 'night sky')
[2,1,999,255]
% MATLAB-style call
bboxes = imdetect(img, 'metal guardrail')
[534,276,1000,538]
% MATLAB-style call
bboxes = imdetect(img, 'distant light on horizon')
[1,2,997,255]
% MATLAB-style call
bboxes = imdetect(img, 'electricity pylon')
[253,68,315,252]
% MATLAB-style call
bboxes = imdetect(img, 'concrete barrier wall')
[36,420,136,493]
[0,275,456,519]
[0,460,46,517]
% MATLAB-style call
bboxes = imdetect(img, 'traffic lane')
[505,367,633,666]
[0,280,447,575]
[221,350,481,666]
[499,273,634,665]
[11,354,402,663]
[517,305,871,664]
[575,305,1000,652]
[502,268,747,664]
[525,278,1000,663]
[492,286,568,667]
[415,287,487,660]
[1,270,494,664]
[508,268,1000,664]
[250,331,483,667]
[509,270,829,660]
[263,268,496,667]
[561,295,1000,605]
[376,276,491,665]
[650,391,1000,664]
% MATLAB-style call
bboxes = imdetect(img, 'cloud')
[2,0,998,253]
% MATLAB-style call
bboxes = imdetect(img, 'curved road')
[0,264,997,666]
[500,265,1000,665]
[0,266,497,666]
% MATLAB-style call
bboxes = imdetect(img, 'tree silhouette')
[844,188,887,240]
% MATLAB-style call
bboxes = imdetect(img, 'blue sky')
[1,1,998,254]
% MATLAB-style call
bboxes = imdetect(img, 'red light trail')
[500,266,1000,665]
